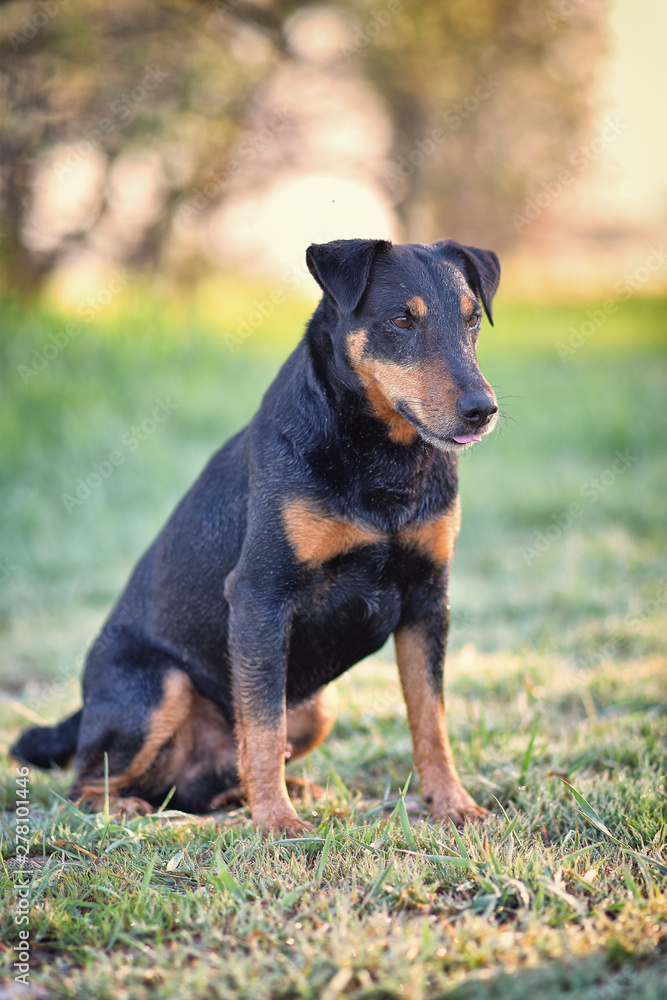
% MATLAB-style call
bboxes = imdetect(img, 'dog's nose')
[456,392,498,428]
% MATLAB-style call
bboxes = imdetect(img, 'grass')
[0,286,665,997]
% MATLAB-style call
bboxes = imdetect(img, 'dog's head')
[306,238,500,451]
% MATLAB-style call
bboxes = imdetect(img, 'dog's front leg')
[394,609,487,825]
[226,573,312,838]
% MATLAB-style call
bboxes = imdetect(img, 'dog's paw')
[109,796,155,818]
[209,786,244,811]
[254,809,315,839]
[284,775,326,801]
[427,792,489,826]
[72,789,156,817]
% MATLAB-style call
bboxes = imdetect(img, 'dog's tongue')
[452,434,482,444]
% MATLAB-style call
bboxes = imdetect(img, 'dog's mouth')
[451,433,482,445]
[396,404,496,452]
[431,431,488,452]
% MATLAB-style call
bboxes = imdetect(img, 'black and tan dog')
[12,238,501,836]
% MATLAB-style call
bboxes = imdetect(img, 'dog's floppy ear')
[306,239,392,313]
[436,240,501,325]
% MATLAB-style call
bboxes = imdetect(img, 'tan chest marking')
[282,498,384,566]
[399,497,461,566]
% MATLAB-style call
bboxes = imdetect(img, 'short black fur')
[12,238,501,827]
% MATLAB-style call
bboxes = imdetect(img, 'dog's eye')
[466,313,481,328]
[392,317,412,330]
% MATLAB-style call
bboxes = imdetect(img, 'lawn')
[0,286,665,998]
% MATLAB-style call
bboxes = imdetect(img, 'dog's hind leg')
[207,687,337,812]
[159,687,240,813]
[286,685,338,761]
[70,666,193,814]
[279,685,338,804]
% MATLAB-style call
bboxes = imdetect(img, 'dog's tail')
[11,709,82,770]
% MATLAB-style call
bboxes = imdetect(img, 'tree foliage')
[0,0,608,290]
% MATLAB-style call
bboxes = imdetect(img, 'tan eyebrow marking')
[406,296,427,319]
[460,295,476,318]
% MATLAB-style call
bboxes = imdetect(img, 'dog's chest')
[281,495,460,572]
[284,502,460,701]
[286,544,402,699]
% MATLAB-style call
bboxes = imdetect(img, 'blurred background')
[0,0,665,744]
[1,0,666,298]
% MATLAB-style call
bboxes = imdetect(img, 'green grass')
[0,289,665,997]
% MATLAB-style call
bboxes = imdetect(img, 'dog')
[12,238,501,836]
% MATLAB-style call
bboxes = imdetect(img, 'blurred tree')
[355,0,609,246]
[0,0,292,291]
[0,0,608,292]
